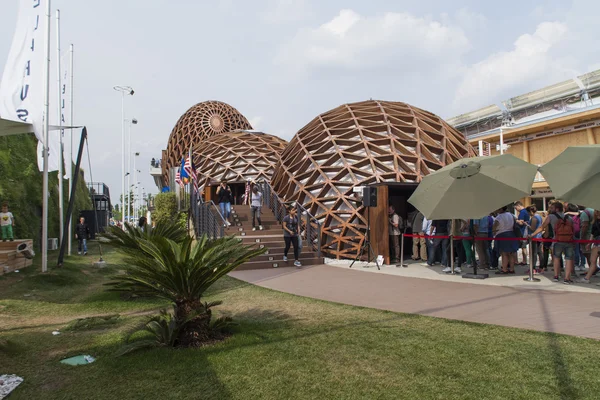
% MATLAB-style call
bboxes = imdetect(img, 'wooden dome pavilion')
[194,131,287,201]
[164,101,252,180]
[271,100,475,260]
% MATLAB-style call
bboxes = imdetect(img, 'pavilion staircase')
[227,204,323,270]
[0,239,33,275]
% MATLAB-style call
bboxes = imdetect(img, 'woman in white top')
[492,206,519,274]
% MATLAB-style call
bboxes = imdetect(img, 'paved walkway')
[230,265,600,340]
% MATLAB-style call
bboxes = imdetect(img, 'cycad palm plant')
[106,223,265,347]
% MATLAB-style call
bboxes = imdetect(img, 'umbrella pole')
[524,237,540,282]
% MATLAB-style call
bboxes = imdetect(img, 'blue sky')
[1,0,599,201]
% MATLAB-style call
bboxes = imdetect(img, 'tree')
[105,221,266,353]
[153,192,178,225]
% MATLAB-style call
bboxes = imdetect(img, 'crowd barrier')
[400,233,600,282]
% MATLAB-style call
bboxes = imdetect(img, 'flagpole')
[56,9,64,248]
[42,0,52,273]
[67,43,74,255]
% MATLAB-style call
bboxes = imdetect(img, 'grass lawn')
[1,242,599,400]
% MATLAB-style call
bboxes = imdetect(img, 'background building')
[448,69,600,211]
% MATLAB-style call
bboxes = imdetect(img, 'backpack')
[572,214,581,235]
[555,214,574,242]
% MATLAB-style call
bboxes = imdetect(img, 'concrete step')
[226,227,281,237]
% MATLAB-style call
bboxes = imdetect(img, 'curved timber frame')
[271,100,475,260]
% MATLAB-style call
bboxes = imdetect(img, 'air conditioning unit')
[48,238,58,251]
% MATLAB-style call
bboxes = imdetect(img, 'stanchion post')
[450,234,454,274]
[524,237,540,282]
[400,233,414,267]
[399,233,405,267]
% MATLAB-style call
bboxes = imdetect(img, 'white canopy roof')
[0,116,33,136]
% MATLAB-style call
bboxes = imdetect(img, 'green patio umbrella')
[408,154,537,279]
[408,154,538,220]
[538,145,600,209]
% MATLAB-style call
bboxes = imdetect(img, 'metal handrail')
[256,180,322,257]
[190,189,225,239]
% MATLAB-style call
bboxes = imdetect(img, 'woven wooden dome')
[193,131,288,186]
[271,100,475,259]
[164,101,252,176]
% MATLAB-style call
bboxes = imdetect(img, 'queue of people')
[406,200,599,285]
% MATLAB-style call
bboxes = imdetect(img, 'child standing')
[0,202,15,242]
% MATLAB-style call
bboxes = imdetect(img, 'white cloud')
[453,22,568,110]
[261,0,311,24]
[275,9,470,72]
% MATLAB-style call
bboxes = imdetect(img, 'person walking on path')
[0,202,15,242]
[216,180,233,227]
[530,202,576,284]
[515,201,529,265]
[493,206,518,274]
[75,217,90,255]
[388,206,402,263]
[250,186,264,231]
[411,211,426,261]
[282,206,301,267]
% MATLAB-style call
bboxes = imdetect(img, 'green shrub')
[153,192,178,225]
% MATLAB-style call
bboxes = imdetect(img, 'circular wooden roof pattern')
[164,101,253,175]
[193,131,288,186]
[271,100,475,259]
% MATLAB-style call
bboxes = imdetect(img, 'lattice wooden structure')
[271,100,475,259]
[164,101,252,180]
[193,131,288,187]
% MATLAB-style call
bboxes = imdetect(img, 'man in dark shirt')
[428,219,450,269]
[515,201,529,265]
[75,217,90,255]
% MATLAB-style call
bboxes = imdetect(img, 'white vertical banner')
[0,0,47,140]
[61,49,71,179]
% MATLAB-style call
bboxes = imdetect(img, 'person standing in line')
[411,211,426,261]
[429,219,450,270]
[530,202,576,284]
[216,180,232,226]
[451,220,464,274]
[75,216,90,255]
[422,216,433,264]
[473,215,490,269]
[0,202,15,242]
[282,206,301,267]
[250,186,264,231]
[578,205,595,272]
[580,210,600,283]
[514,201,529,266]
[460,219,474,268]
[493,206,518,274]
[526,206,543,273]
[388,206,402,263]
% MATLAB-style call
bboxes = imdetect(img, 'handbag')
[512,216,522,238]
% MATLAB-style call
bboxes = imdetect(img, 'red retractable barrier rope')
[401,233,600,282]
